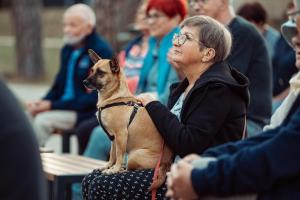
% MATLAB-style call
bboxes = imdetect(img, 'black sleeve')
[0,80,47,200]
[145,84,233,157]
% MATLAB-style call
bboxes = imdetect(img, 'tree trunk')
[93,0,140,52]
[11,0,44,80]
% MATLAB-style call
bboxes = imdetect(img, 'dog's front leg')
[103,130,127,174]
[99,141,116,171]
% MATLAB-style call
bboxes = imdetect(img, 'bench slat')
[41,154,106,178]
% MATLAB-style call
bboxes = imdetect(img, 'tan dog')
[83,49,173,190]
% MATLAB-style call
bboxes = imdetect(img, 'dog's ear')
[88,49,102,64]
[109,57,120,73]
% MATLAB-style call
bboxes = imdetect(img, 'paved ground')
[8,82,78,154]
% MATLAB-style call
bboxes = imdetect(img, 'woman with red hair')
[136,0,187,104]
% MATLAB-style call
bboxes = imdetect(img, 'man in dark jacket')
[189,0,272,137]
[166,1,300,198]
[26,4,113,146]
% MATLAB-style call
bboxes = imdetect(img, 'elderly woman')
[82,15,249,200]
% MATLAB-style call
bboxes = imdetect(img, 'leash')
[97,101,142,140]
[151,140,165,200]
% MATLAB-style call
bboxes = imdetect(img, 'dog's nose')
[83,79,89,86]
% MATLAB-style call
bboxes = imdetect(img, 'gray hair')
[64,3,96,27]
[180,15,232,62]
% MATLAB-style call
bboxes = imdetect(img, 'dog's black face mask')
[83,78,99,90]
[83,68,105,90]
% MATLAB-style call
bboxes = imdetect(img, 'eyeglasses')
[173,33,208,48]
[146,13,166,20]
[189,0,209,6]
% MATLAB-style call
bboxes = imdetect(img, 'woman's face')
[170,26,204,66]
[146,9,179,39]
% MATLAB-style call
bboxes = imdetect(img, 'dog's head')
[83,49,120,91]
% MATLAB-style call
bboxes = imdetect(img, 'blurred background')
[0,0,294,153]
[0,0,293,118]
[0,0,292,87]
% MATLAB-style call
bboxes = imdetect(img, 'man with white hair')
[188,0,272,137]
[166,1,300,198]
[26,4,114,146]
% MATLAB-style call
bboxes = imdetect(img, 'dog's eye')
[97,69,105,77]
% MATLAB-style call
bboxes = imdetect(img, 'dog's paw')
[102,165,123,174]
[98,162,113,171]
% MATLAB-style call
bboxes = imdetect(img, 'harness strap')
[98,101,142,141]
[128,103,140,128]
[151,140,165,200]
[98,110,115,141]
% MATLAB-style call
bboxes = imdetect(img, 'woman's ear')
[202,48,216,63]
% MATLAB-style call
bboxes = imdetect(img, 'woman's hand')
[136,92,157,106]
[166,160,199,200]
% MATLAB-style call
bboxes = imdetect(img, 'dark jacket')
[145,61,249,157]
[272,35,298,96]
[43,30,114,124]
[228,17,272,126]
[0,80,47,200]
[192,103,300,200]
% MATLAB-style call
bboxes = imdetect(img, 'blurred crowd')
[1,0,300,200]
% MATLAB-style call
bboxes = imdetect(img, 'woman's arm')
[145,83,236,157]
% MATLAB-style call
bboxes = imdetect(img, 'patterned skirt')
[82,169,168,200]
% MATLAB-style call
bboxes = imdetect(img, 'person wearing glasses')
[82,15,249,200]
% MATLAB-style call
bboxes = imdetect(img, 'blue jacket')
[43,31,114,124]
[191,100,300,199]
[136,27,180,104]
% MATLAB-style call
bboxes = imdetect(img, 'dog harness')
[97,101,143,141]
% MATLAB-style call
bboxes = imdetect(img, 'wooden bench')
[41,153,106,200]
[40,147,54,153]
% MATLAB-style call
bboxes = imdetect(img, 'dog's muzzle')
[83,79,97,90]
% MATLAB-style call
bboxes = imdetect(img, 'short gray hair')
[64,3,96,27]
[180,15,232,62]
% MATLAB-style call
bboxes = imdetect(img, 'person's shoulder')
[230,17,263,40]
[87,32,114,58]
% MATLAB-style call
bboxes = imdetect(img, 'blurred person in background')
[237,1,280,59]
[0,80,47,200]
[188,0,272,137]
[272,2,298,111]
[25,4,113,146]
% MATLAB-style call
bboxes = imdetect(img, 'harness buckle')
[127,101,135,107]
[133,103,140,109]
